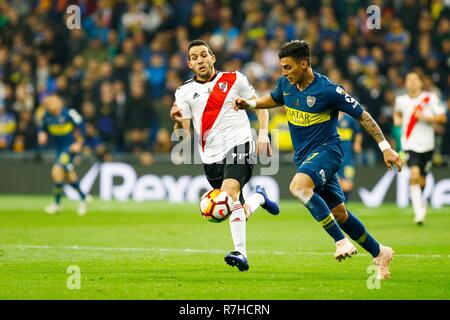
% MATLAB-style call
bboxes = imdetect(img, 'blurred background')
[0,0,449,203]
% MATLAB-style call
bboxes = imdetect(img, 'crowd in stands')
[0,0,449,166]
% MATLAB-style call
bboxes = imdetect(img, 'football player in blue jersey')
[337,112,362,202]
[38,94,89,216]
[233,40,402,280]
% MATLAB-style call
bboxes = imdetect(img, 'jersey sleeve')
[235,71,257,99]
[175,87,192,119]
[270,78,284,105]
[394,96,403,114]
[331,85,364,119]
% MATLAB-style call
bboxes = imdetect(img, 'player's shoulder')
[314,71,344,95]
[176,77,195,93]
[395,93,410,105]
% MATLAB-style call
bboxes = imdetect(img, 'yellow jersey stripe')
[285,106,331,127]
[48,122,74,136]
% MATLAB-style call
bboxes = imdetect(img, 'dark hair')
[187,39,214,58]
[278,40,311,64]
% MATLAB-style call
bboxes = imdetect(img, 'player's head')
[187,39,216,80]
[405,71,423,95]
[43,94,64,115]
[279,40,311,85]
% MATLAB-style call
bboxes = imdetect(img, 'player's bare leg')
[289,173,355,260]
[410,166,426,224]
[221,178,249,271]
[67,170,88,216]
[45,165,64,214]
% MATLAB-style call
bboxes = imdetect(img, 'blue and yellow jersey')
[270,71,364,163]
[39,107,84,151]
[337,113,361,161]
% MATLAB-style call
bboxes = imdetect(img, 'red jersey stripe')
[200,72,237,151]
[405,96,430,140]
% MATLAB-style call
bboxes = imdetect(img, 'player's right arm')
[37,115,48,146]
[38,131,48,146]
[233,95,280,110]
[233,77,284,111]
[393,96,403,126]
[172,87,192,139]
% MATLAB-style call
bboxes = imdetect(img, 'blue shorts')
[55,149,76,172]
[296,143,345,210]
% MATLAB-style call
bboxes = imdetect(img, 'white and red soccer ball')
[200,189,233,223]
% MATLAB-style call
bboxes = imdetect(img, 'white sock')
[229,201,247,257]
[422,194,428,221]
[410,185,425,222]
[244,192,265,214]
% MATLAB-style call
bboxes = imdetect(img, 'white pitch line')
[0,244,449,259]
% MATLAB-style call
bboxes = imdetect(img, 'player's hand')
[232,98,250,111]
[383,148,402,172]
[70,142,82,153]
[256,129,272,156]
[414,109,431,123]
[170,103,183,124]
[38,132,47,146]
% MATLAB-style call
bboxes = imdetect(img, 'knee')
[333,210,348,224]
[222,186,240,202]
[51,167,64,182]
[289,181,313,205]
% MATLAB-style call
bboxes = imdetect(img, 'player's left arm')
[333,85,401,171]
[414,95,447,125]
[236,72,273,156]
[353,132,363,154]
[68,109,85,153]
[358,111,402,171]
[250,95,272,156]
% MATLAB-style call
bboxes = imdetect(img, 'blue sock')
[339,211,380,257]
[53,183,63,205]
[70,181,85,200]
[305,193,345,242]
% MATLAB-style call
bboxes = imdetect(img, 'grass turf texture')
[0,195,449,300]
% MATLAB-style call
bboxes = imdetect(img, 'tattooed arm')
[359,111,402,171]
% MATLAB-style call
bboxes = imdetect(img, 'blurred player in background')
[170,40,279,272]
[337,112,362,202]
[234,40,402,280]
[38,94,89,216]
[394,72,447,225]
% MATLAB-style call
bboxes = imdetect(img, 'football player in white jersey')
[170,40,280,271]
[394,72,447,225]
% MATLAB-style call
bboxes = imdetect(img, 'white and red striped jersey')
[175,71,256,164]
[394,91,445,153]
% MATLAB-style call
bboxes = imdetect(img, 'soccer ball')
[200,189,233,223]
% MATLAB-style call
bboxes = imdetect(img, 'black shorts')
[406,150,433,176]
[203,141,255,204]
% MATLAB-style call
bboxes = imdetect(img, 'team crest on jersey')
[218,81,228,93]
[307,96,316,107]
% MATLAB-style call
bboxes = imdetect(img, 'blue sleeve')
[270,78,285,105]
[331,85,364,119]
[38,115,48,133]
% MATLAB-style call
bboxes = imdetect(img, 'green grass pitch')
[0,195,449,300]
